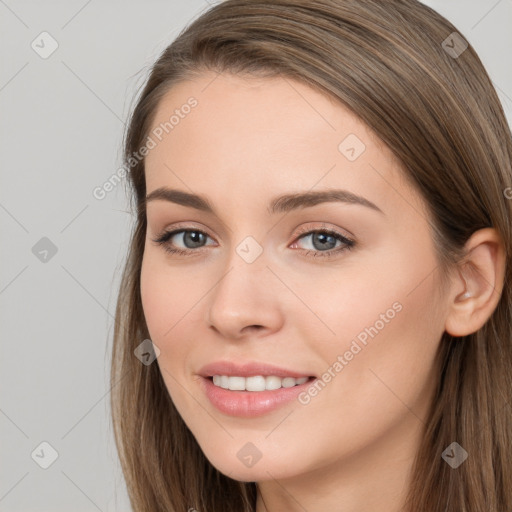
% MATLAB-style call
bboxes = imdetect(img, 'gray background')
[1,1,511,510]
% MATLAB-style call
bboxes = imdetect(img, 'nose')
[205,250,284,340]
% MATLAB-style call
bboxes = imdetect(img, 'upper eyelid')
[294,223,353,240]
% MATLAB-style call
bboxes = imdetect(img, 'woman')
[110,1,512,510]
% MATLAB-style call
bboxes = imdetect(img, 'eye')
[151,224,355,259]
[151,228,215,256]
[290,226,355,259]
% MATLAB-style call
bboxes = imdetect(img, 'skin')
[140,71,505,512]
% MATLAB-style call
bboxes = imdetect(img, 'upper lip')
[198,360,315,379]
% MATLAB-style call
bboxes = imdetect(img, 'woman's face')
[140,71,450,488]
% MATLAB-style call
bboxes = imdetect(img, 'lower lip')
[199,376,316,417]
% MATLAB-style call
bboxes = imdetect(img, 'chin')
[199,444,303,483]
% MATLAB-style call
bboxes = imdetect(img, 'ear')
[444,228,506,337]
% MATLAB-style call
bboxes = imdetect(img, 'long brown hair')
[110,1,512,510]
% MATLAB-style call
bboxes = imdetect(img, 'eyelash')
[151,225,355,260]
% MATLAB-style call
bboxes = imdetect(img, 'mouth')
[206,375,316,392]
[200,374,318,417]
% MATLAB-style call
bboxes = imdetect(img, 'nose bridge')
[206,234,283,337]
[211,234,269,312]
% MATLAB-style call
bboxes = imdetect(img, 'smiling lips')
[197,360,317,416]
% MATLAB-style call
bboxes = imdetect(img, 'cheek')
[140,254,199,414]
[283,272,443,472]
[323,226,441,349]
[321,258,443,418]
[140,252,208,393]
[299,232,443,394]
[140,252,201,340]
[140,261,168,340]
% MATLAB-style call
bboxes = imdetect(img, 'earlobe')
[444,228,506,337]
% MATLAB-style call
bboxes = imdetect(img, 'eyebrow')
[145,187,384,215]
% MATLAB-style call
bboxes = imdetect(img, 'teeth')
[212,375,309,391]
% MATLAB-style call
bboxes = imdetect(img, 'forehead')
[144,71,426,219]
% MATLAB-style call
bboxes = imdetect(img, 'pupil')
[313,233,336,251]
[185,231,204,248]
